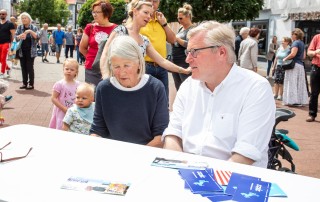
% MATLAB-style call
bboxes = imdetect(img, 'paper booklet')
[61,176,130,196]
[151,157,209,169]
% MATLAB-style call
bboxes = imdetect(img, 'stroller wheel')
[269,158,282,170]
[278,167,295,174]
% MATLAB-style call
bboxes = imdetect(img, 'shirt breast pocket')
[213,113,234,139]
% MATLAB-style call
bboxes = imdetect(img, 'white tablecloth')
[0,125,318,201]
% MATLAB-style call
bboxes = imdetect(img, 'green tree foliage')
[159,0,264,23]
[15,0,70,26]
[78,0,126,28]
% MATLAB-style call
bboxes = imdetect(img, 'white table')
[0,125,318,202]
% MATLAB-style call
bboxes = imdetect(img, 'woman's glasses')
[92,11,103,15]
[0,142,33,163]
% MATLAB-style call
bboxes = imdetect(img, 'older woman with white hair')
[15,12,39,90]
[90,35,169,147]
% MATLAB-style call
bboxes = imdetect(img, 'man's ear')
[218,46,227,56]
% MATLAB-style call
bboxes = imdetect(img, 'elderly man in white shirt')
[162,21,275,168]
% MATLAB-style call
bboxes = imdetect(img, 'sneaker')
[266,76,269,79]
[276,96,282,101]
[19,85,27,89]
[291,103,303,107]
[0,74,7,79]
[306,116,315,122]
[42,58,45,62]
[6,70,11,78]
[273,95,278,99]
[26,85,34,90]
[44,58,49,62]
[4,95,13,104]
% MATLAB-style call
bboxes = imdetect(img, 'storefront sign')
[289,12,320,20]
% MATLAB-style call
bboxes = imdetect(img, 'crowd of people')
[1,0,320,169]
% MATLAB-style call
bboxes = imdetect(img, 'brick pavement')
[1,54,319,179]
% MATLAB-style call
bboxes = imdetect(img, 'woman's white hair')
[102,35,145,79]
[18,12,33,25]
[187,21,236,64]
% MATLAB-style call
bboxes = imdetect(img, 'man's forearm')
[163,135,183,151]
[229,152,254,165]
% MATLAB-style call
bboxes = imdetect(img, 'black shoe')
[19,85,27,89]
[42,58,45,62]
[44,58,49,62]
[57,60,60,64]
[26,85,34,90]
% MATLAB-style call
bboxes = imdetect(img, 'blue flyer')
[179,169,223,194]
[225,172,261,195]
[232,180,271,202]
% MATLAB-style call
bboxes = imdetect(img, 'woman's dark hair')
[249,27,261,38]
[92,0,114,19]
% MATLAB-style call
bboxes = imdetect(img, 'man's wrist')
[162,22,168,27]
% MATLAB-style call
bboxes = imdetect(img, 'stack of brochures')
[178,168,287,202]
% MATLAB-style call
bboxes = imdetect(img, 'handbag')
[91,25,123,73]
[8,39,22,60]
[282,60,295,70]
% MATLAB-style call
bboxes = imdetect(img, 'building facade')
[66,0,86,29]
[233,0,320,59]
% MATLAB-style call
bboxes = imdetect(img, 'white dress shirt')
[163,64,275,167]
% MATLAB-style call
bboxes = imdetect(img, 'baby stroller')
[49,44,56,56]
[267,108,299,173]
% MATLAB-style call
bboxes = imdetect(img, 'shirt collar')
[200,63,238,95]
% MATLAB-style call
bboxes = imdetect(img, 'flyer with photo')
[61,176,130,196]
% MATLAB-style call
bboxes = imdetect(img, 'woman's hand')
[182,67,192,75]
[18,33,27,40]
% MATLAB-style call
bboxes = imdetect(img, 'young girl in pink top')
[49,58,80,129]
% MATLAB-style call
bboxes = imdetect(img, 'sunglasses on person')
[0,142,33,163]
[0,13,7,16]
[177,17,183,20]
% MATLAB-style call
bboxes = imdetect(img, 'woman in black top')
[171,3,194,90]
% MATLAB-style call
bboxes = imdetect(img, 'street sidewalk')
[1,54,320,179]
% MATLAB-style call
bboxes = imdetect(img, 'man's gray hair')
[187,21,236,64]
[102,35,145,79]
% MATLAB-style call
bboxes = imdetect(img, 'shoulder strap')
[124,26,128,35]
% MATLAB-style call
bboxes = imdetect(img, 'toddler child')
[49,58,80,130]
[62,83,95,135]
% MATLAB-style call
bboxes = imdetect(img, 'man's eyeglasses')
[185,45,220,58]
[0,142,33,163]
[92,11,103,15]
[0,13,6,16]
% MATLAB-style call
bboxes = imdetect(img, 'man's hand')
[155,11,167,26]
